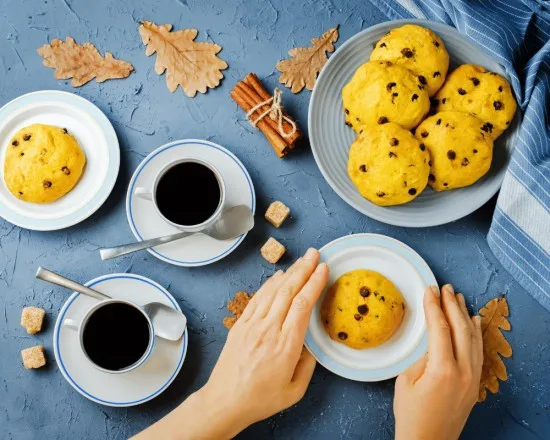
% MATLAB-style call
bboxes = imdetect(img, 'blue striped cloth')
[370,0,550,311]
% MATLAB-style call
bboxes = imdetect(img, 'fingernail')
[429,285,440,297]
[304,248,318,260]
[443,284,454,294]
[274,270,284,277]
[474,315,482,327]
[314,262,327,274]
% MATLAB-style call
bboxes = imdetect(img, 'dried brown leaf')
[37,37,133,87]
[139,21,228,97]
[276,26,339,93]
[478,296,512,402]
[223,291,253,329]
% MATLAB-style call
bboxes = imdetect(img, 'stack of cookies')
[342,24,517,206]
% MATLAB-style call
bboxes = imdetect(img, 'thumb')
[288,347,317,405]
[399,354,428,385]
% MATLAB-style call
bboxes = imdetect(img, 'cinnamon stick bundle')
[231,73,302,157]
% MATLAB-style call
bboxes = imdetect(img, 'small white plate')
[53,273,187,407]
[126,139,256,267]
[305,234,437,381]
[0,91,120,230]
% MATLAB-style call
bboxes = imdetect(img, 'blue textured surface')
[0,1,548,439]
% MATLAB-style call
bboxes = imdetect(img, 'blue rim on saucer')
[305,234,436,381]
[53,273,187,407]
[126,139,256,267]
[0,91,120,230]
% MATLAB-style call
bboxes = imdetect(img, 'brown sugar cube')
[21,306,46,334]
[265,201,290,228]
[261,237,286,264]
[21,345,47,369]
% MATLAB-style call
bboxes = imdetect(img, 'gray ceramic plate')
[308,19,519,227]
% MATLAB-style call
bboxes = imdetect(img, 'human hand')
[394,284,483,440]
[196,248,328,438]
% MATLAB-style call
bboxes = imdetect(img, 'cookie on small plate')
[370,24,449,96]
[416,111,494,191]
[342,61,430,131]
[348,122,430,206]
[434,64,517,139]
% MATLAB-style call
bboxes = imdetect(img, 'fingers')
[441,285,473,368]
[399,354,428,385]
[424,285,454,366]
[267,249,320,324]
[241,270,284,322]
[472,315,484,378]
[288,347,317,404]
[456,293,475,334]
[282,262,329,342]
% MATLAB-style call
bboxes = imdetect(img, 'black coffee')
[83,302,151,371]
[156,162,221,226]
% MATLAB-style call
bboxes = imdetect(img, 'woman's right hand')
[393,284,483,440]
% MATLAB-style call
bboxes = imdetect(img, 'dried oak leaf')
[37,37,133,87]
[478,296,512,402]
[138,21,228,97]
[223,291,253,329]
[276,26,339,93]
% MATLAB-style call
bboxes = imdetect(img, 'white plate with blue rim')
[309,19,519,227]
[0,91,120,230]
[53,273,187,407]
[305,233,436,381]
[126,139,255,267]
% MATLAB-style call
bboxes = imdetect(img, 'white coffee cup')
[134,158,226,233]
[63,298,154,374]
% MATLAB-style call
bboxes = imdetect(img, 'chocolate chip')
[379,296,385,301]
[20,152,24,156]
[447,150,456,160]
[403,180,408,187]
[481,122,494,133]
[418,75,427,85]
[420,130,428,138]
[498,86,503,92]
[493,101,503,110]
[62,166,71,175]
[462,158,470,166]
[359,164,367,172]
[374,291,379,296]
[386,82,396,91]
[419,143,426,151]
[418,84,425,90]
[380,42,387,48]
[62,128,68,134]
[11,140,18,146]
[337,307,343,312]
[429,173,435,182]
[338,332,348,340]
[18,191,23,195]
[391,92,398,103]
[376,191,385,197]
[43,180,52,188]
[408,188,417,196]
[357,304,369,315]
[458,88,467,95]
[356,117,361,122]
[473,149,478,154]
[443,182,448,187]
[344,108,349,114]
[506,120,510,125]
[389,152,397,158]
[442,98,447,104]
[325,319,329,324]
[345,121,352,127]
[378,116,388,124]
[401,47,414,58]
[436,118,442,125]
[433,71,441,78]
[390,137,399,146]
[411,93,419,102]
[470,77,480,86]
[360,286,371,297]
[434,40,440,47]
[428,160,432,166]
[354,314,363,321]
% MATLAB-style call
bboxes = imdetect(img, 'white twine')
[246,88,297,139]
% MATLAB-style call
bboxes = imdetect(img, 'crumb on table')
[21,306,46,334]
[21,345,47,369]
[261,237,286,264]
[265,201,290,228]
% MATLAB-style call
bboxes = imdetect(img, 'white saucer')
[0,91,120,230]
[53,273,188,407]
[305,234,437,381]
[126,139,256,267]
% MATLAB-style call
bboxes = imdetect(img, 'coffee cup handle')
[134,187,153,201]
[63,318,80,332]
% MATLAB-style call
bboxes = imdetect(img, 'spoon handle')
[99,230,193,260]
[36,267,109,301]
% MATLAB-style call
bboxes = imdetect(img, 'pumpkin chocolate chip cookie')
[342,61,430,131]
[4,124,86,203]
[434,64,517,139]
[347,122,430,206]
[370,24,449,96]
[415,111,494,191]
[321,269,406,349]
